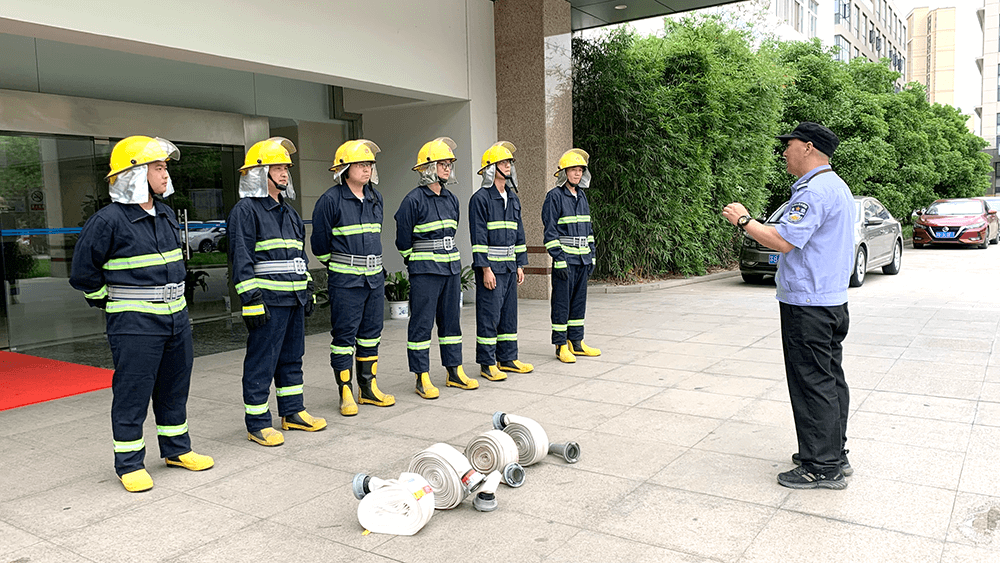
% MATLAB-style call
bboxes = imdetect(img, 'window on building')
[855,47,860,59]
[835,35,850,61]
[855,5,861,37]
[809,0,818,37]
[864,15,869,43]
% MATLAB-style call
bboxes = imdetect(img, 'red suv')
[912,198,999,249]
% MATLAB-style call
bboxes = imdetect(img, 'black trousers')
[550,264,589,345]
[406,273,462,373]
[779,302,850,472]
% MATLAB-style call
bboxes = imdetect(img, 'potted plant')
[384,270,410,319]
[460,265,474,308]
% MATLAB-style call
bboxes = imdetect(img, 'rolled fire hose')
[464,429,526,487]
[493,411,582,465]
[352,472,435,536]
[408,443,485,510]
[473,470,504,512]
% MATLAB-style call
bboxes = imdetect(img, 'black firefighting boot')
[356,356,395,407]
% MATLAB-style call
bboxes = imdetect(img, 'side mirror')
[989,210,997,216]
[865,217,884,226]
[914,209,924,216]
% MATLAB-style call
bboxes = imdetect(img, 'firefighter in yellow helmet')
[543,149,601,363]
[311,140,395,416]
[395,137,479,398]
[69,136,214,492]
[468,142,533,380]
[228,137,326,446]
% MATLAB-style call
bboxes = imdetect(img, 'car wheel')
[992,227,999,245]
[981,233,990,249]
[882,240,902,275]
[198,239,214,253]
[741,273,765,284]
[849,247,867,287]
[913,242,924,249]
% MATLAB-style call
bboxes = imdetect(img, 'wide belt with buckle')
[254,257,307,275]
[412,237,456,251]
[559,236,589,248]
[329,252,383,269]
[487,245,516,258]
[108,282,185,302]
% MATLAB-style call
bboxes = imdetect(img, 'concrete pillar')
[495,0,573,299]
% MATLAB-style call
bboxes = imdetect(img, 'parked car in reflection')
[739,195,903,287]
[181,221,227,253]
[912,198,998,249]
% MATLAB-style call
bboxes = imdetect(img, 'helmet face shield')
[239,165,296,199]
[333,162,379,186]
[109,163,176,204]
[555,167,591,189]
[415,160,457,187]
[479,161,517,190]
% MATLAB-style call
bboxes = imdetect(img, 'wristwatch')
[737,215,752,231]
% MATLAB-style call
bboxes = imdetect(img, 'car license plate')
[768,254,779,265]
[936,231,956,238]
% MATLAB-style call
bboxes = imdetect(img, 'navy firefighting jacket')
[310,183,385,289]
[69,201,189,336]
[228,194,311,308]
[468,185,527,273]
[394,184,462,276]
[541,184,595,268]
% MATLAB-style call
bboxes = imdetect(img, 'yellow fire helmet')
[412,137,457,170]
[554,148,589,177]
[330,139,380,172]
[106,136,180,180]
[478,141,516,175]
[240,137,296,171]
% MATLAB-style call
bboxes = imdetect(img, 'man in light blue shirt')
[723,122,854,490]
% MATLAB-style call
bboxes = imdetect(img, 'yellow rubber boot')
[569,340,601,357]
[164,451,214,471]
[120,469,153,493]
[338,369,358,417]
[556,344,577,363]
[415,372,439,399]
[498,359,534,373]
[248,427,285,446]
[281,410,327,432]
[480,364,507,381]
[357,357,395,407]
[446,366,479,390]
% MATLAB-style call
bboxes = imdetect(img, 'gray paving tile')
[567,430,687,481]
[637,388,753,419]
[693,420,797,463]
[739,510,945,563]
[674,373,776,398]
[508,395,629,432]
[857,391,978,424]
[650,449,790,507]
[594,407,724,448]
[958,425,1000,497]
[0,520,43,557]
[941,543,1000,563]
[50,495,258,563]
[848,411,972,452]
[594,483,775,563]
[554,378,663,406]
[888,359,986,381]
[596,364,696,387]
[164,520,378,563]
[701,359,785,380]
[730,398,793,427]
[875,374,983,401]
[541,530,711,563]
[947,492,1000,551]
[0,540,95,563]
[844,437,966,490]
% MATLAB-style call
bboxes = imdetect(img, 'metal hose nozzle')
[352,473,371,499]
[492,411,508,430]
[503,462,525,487]
[549,441,581,464]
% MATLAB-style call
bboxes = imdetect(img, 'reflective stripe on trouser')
[242,304,306,433]
[407,272,462,373]
[475,269,519,365]
[779,302,850,472]
[108,325,193,476]
[550,264,590,345]
[328,284,384,370]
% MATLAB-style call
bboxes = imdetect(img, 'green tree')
[574,17,783,279]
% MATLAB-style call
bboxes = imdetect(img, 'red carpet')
[0,351,113,411]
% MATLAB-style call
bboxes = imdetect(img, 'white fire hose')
[465,429,525,487]
[493,411,581,465]
[352,472,435,536]
[408,443,485,510]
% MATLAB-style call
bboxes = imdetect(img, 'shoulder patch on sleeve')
[788,201,810,223]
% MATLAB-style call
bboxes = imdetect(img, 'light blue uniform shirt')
[774,165,855,307]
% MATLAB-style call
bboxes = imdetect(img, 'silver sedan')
[739,195,903,287]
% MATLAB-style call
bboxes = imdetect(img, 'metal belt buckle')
[366,255,379,269]
[292,257,307,275]
[162,282,182,301]
[443,236,455,251]
[575,236,587,247]
[507,246,515,257]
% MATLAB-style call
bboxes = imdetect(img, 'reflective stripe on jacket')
[541,184,595,268]
[310,183,385,288]
[468,185,527,273]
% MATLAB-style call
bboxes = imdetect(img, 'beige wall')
[0,0,480,103]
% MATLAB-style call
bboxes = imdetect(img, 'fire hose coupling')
[503,463,526,487]
[472,471,504,512]
[491,411,582,465]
